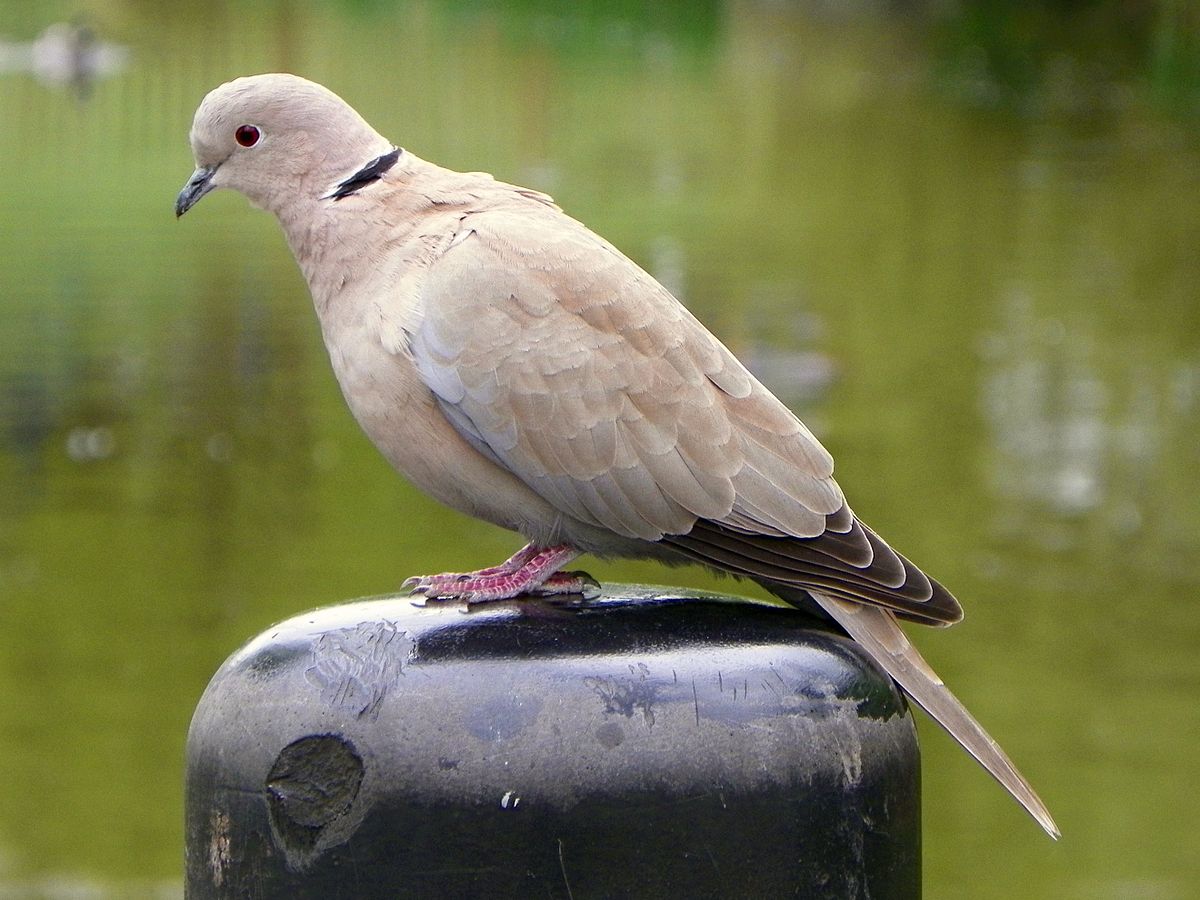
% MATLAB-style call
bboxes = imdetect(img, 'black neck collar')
[327,147,402,200]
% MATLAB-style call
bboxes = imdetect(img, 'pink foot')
[402,544,597,603]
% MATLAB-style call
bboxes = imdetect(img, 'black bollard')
[184,585,920,899]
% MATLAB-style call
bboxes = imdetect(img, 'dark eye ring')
[235,124,261,148]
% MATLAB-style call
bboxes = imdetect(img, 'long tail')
[780,586,1060,839]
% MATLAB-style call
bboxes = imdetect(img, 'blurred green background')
[1,1,1198,897]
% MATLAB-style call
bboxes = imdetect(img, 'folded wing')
[408,201,960,625]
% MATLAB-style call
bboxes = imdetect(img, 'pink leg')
[402,544,544,583]
[402,543,596,603]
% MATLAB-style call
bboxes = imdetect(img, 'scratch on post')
[773,667,788,691]
[558,838,575,900]
[692,679,700,726]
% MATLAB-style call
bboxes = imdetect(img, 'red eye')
[235,124,261,147]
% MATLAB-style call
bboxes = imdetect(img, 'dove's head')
[176,73,391,217]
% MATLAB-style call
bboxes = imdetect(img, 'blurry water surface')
[1,2,1198,897]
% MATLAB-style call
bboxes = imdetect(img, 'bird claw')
[529,570,601,600]
[402,572,475,595]
[399,544,585,603]
[399,568,599,604]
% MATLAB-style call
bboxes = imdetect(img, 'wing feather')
[409,207,841,540]
[406,199,958,625]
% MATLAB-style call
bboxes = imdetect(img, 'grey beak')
[175,166,217,217]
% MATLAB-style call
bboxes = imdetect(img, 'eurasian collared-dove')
[177,73,1058,839]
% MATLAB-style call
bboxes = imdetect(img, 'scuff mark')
[584,664,657,727]
[207,810,231,888]
[558,838,575,900]
[305,620,412,720]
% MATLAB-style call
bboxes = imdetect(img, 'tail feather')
[779,586,1060,839]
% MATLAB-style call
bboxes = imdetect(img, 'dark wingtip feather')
[666,513,963,626]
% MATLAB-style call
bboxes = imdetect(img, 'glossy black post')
[184,586,920,898]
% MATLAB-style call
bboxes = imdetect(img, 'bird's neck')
[274,151,470,316]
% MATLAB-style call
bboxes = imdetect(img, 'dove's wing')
[408,202,959,625]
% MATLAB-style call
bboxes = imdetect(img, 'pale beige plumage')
[177,73,1058,838]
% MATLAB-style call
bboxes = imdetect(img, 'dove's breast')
[297,218,564,545]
